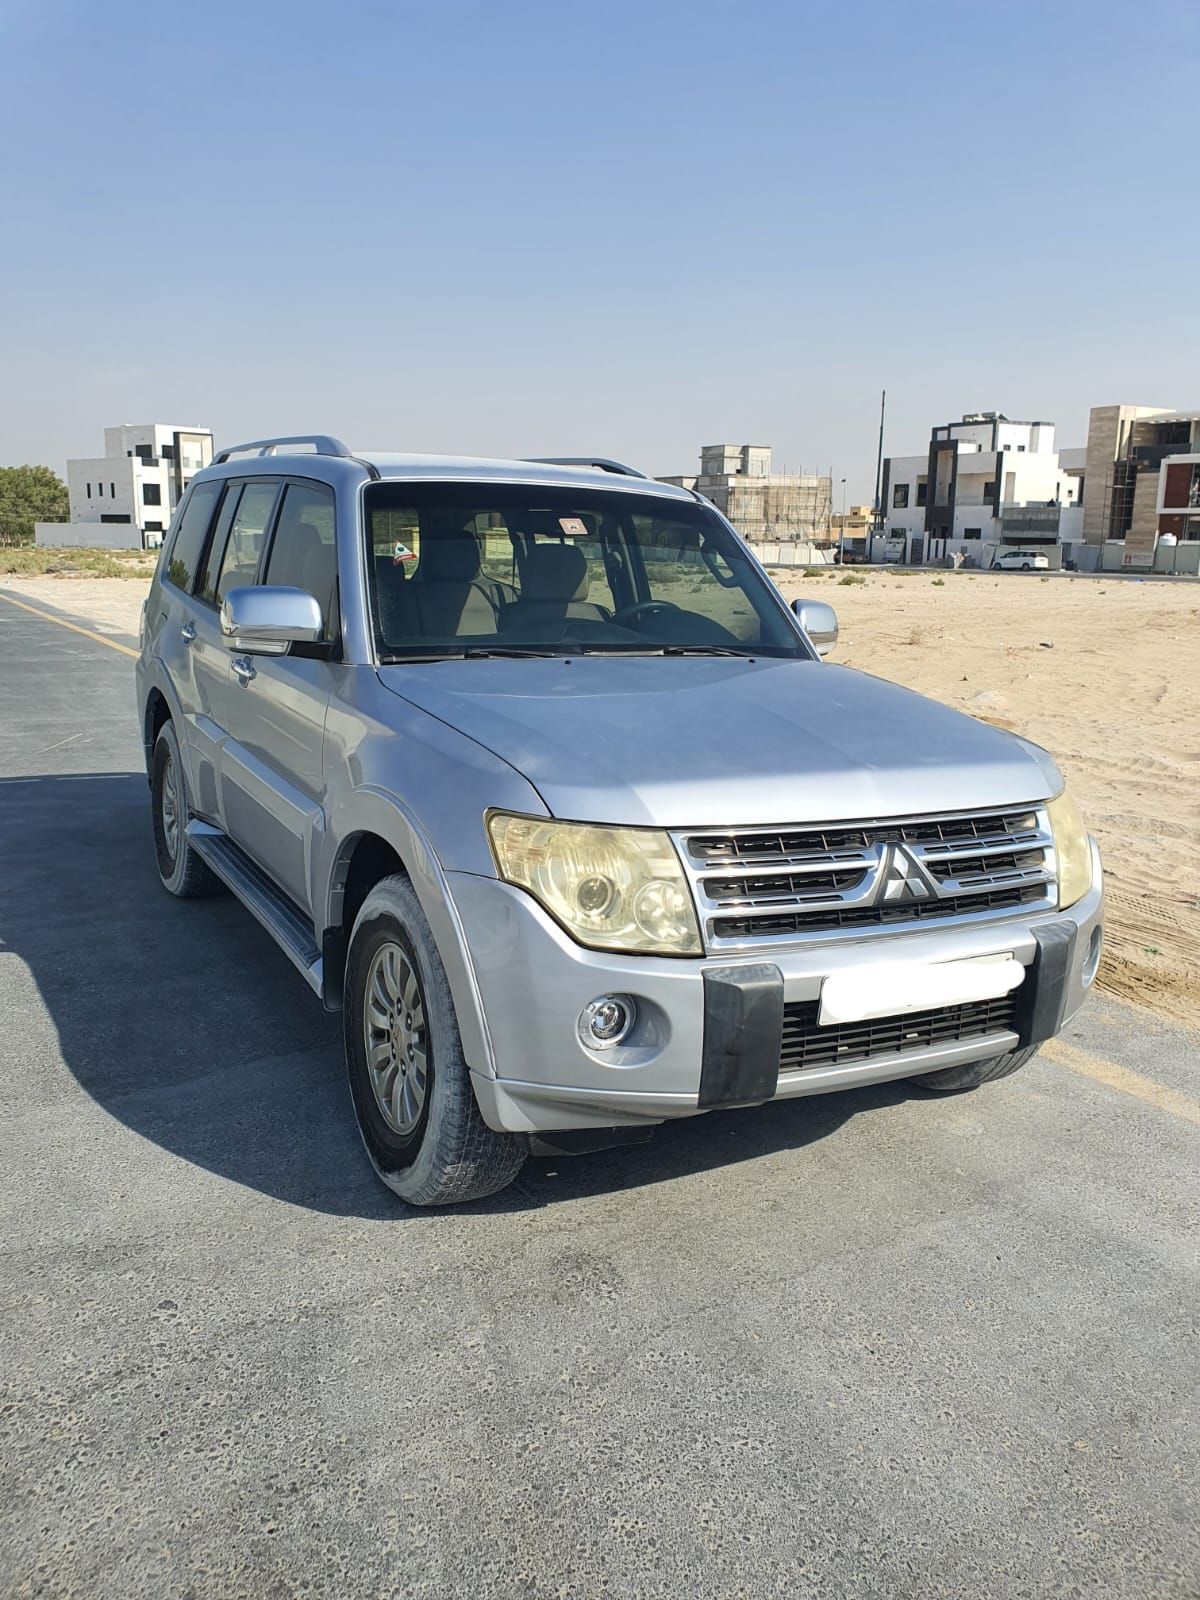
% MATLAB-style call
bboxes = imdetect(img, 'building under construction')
[660,445,833,543]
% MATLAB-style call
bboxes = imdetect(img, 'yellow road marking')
[0,590,139,658]
[1042,1035,1200,1127]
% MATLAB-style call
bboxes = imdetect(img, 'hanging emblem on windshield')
[879,844,934,903]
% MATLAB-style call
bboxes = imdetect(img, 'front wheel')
[909,1044,1038,1093]
[344,874,526,1206]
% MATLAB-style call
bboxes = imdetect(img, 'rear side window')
[164,480,222,593]
[264,483,338,633]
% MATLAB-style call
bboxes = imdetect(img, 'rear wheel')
[151,721,221,898]
[1021,561,1031,570]
[344,874,526,1206]
[909,1044,1038,1093]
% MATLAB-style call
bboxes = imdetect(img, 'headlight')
[1047,790,1092,910]
[487,813,702,956]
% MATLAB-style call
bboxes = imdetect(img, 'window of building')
[97,483,103,497]
[164,479,223,594]
[264,482,338,635]
[982,481,996,498]
[144,520,163,532]
[915,481,928,507]
[964,528,982,540]
[1017,445,1026,452]
[86,483,91,497]
[892,484,909,508]
[100,513,132,524]
[135,444,154,461]
[142,482,162,506]
[110,483,116,497]
[162,443,175,460]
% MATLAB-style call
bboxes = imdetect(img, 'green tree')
[0,464,69,546]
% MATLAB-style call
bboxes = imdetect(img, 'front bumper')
[451,841,1104,1135]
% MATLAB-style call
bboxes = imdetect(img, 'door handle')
[180,621,197,645]
[231,655,256,685]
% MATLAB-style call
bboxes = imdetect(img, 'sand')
[3,568,1198,1028]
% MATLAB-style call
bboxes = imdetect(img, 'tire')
[1021,562,1031,571]
[151,721,221,898]
[344,873,526,1206]
[909,1044,1038,1094]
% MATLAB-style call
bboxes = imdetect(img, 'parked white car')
[994,548,1050,572]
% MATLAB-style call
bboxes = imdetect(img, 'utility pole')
[870,387,887,564]
[838,477,847,565]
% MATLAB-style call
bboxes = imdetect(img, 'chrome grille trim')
[674,805,1057,951]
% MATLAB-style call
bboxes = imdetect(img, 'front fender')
[320,785,500,1079]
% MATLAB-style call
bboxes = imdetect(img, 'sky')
[1,0,1197,502]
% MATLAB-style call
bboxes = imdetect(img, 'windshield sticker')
[391,542,417,565]
[558,517,589,538]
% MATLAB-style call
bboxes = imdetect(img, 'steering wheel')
[613,600,682,628]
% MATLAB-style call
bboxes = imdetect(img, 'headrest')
[293,520,326,556]
[521,542,589,602]
[418,531,481,583]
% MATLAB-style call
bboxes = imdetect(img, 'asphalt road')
[1,591,1197,1600]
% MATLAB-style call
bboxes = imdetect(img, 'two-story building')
[36,423,214,549]
[877,413,1083,566]
[1081,404,1200,569]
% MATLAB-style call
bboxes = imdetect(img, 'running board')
[186,822,324,998]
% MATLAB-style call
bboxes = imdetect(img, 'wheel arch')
[140,669,191,789]
[320,796,496,1080]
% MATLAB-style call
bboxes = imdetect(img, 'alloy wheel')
[160,751,179,862]
[363,941,429,1136]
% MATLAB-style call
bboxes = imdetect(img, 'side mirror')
[791,597,838,657]
[220,586,323,656]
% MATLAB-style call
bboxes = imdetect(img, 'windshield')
[364,481,807,660]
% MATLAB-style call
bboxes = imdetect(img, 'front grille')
[715,884,1046,941]
[779,994,1019,1073]
[675,806,1057,949]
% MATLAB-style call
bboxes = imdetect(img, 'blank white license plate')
[818,952,1025,1027]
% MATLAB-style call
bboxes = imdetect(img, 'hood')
[377,657,1061,828]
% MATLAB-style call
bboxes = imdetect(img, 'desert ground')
[3,563,1197,1027]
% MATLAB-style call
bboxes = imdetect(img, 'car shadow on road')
[1,771,908,1220]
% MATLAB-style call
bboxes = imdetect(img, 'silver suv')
[136,437,1103,1205]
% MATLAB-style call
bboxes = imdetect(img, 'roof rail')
[213,434,354,464]
[524,456,648,480]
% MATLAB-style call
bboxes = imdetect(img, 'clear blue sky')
[2,0,1196,500]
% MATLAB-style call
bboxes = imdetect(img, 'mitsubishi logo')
[879,844,933,903]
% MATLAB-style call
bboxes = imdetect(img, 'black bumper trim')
[1013,918,1077,1049]
[699,963,784,1109]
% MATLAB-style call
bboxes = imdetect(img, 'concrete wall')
[35,518,142,549]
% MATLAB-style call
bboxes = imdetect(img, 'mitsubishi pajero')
[136,437,1103,1204]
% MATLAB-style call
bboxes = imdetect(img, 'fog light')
[579,995,636,1049]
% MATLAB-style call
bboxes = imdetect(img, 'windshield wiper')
[458,645,580,659]
[658,644,756,657]
[379,646,577,663]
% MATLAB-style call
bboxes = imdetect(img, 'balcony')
[999,504,1062,535]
